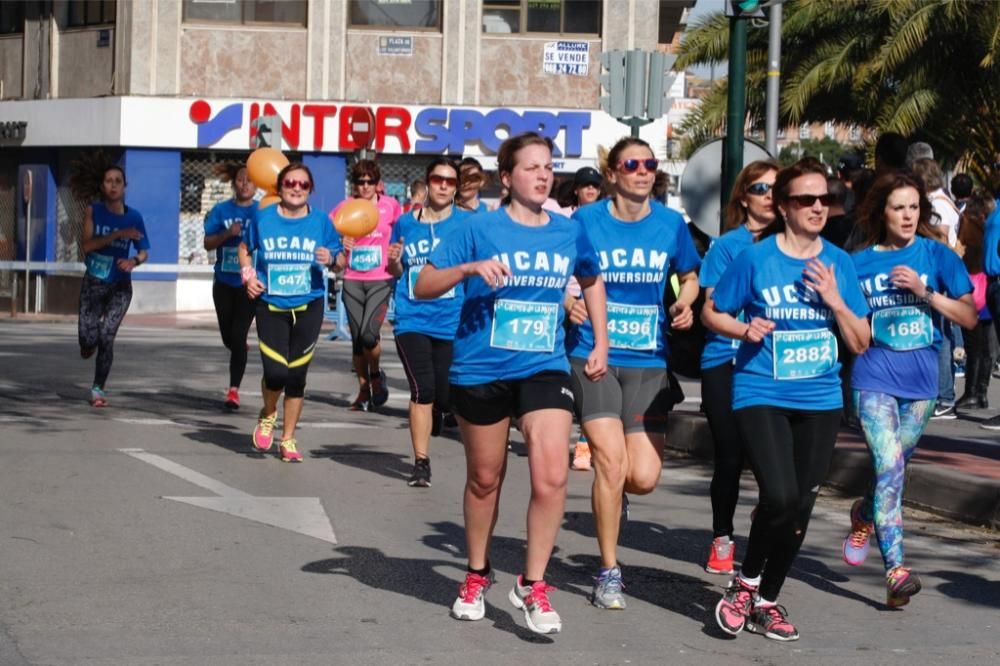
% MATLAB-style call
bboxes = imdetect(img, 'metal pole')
[722,16,748,233]
[765,2,783,157]
[24,171,32,315]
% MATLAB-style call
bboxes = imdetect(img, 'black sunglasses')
[746,182,773,196]
[787,193,834,207]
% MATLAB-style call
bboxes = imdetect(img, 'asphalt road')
[0,321,997,665]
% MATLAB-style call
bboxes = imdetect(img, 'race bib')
[220,247,241,273]
[772,329,837,380]
[267,263,311,296]
[490,299,558,353]
[606,302,658,351]
[349,246,382,272]
[408,265,454,300]
[85,254,113,280]
[871,306,933,351]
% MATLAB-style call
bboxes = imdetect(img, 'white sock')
[738,573,761,587]
[755,595,776,608]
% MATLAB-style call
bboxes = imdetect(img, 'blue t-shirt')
[851,236,972,399]
[566,200,701,368]
[699,224,755,370]
[984,198,1000,277]
[204,199,257,288]
[85,202,151,284]
[712,235,870,411]
[428,207,601,385]
[391,207,470,339]
[244,205,342,309]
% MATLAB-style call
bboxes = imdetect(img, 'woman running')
[843,172,975,607]
[699,160,779,575]
[455,157,489,213]
[558,165,605,472]
[203,163,257,410]
[565,137,701,610]
[76,163,150,407]
[708,157,870,641]
[416,132,608,635]
[331,160,400,412]
[389,158,468,488]
[239,163,343,463]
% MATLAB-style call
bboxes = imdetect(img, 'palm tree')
[676,0,1000,191]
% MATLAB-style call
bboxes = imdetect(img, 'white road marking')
[119,448,337,544]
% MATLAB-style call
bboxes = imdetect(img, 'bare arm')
[414,259,512,300]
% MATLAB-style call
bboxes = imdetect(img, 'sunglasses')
[616,158,659,173]
[282,179,311,190]
[746,182,773,196]
[354,178,376,186]
[787,193,834,208]
[428,174,458,187]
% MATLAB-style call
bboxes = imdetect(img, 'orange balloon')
[258,194,281,208]
[246,148,289,194]
[334,199,379,238]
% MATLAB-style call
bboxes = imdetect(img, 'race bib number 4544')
[490,299,558,353]
[772,329,837,380]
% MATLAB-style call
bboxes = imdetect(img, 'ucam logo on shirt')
[859,272,929,307]
[492,250,571,289]
[598,247,668,284]
[761,282,833,321]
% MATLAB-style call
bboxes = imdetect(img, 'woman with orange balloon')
[203,162,258,411]
[238,162,343,463]
[330,159,401,412]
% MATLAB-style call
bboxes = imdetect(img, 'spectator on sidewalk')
[956,191,997,412]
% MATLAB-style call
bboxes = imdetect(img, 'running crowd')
[72,131,998,641]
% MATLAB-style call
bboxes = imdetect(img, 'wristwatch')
[920,286,936,304]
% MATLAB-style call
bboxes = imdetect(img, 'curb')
[664,412,1000,530]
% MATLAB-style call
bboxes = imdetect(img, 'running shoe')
[90,387,107,408]
[715,577,757,635]
[571,440,592,471]
[450,571,494,621]
[930,404,957,420]
[886,566,921,608]
[370,370,389,407]
[843,498,873,567]
[252,410,278,452]
[591,566,626,609]
[509,576,562,634]
[705,536,735,575]
[747,603,799,641]
[408,458,431,487]
[980,414,1000,431]
[279,438,303,463]
[224,387,240,411]
[349,389,371,412]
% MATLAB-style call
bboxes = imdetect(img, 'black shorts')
[450,371,575,426]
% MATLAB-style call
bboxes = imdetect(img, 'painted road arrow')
[119,448,337,544]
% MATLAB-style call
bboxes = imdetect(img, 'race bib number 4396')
[606,302,658,351]
[772,328,837,380]
[490,299,558,353]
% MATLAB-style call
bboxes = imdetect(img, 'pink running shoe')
[715,577,757,635]
[224,387,240,411]
[279,438,303,463]
[843,498,874,566]
[747,603,799,641]
[450,571,495,621]
[252,410,278,452]
[886,566,921,608]
[509,576,562,634]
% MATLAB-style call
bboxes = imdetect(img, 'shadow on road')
[928,569,1000,608]
[302,546,555,643]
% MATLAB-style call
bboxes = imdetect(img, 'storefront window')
[183,0,307,26]
[483,0,601,35]
[349,0,442,29]
[67,0,117,27]
[0,1,25,34]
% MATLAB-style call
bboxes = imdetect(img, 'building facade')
[0,0,693,314]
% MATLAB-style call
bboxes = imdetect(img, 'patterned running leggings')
[78,275,133,390]
[852,389,935,571]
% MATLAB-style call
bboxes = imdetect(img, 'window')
[67,0,117,27]
[483,0,601,35]
[0,2,24,34]
[824,121,836,139]
[798,123,811,140]
[349,0,441,29]
[849,125,862,142]
[183,0,307,26]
